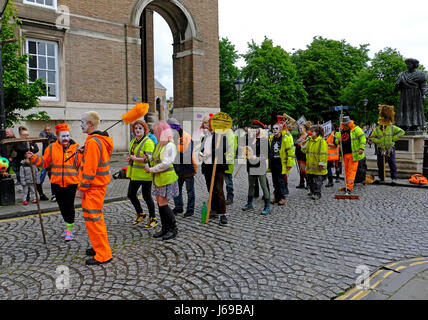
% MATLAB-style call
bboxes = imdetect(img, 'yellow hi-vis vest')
[127,136,155,181]
[302,135,328,175]
[150,142,178,187]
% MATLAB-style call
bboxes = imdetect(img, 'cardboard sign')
[297,116,307,126]
[322,120,332,137]
[210,112,233,133]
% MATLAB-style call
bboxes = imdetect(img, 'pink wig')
[153,120,173,144]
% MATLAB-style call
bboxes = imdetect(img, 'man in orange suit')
[76,111,114,266]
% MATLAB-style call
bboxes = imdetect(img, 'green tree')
[1,2,48,127]
[240,37,307,126]
[341,48,407,125]
[219,37,240,120]
[292,36,369,122]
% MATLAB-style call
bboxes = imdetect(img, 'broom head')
[122,103,149,125]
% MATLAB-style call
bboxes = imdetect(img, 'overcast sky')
[154,0,428,98]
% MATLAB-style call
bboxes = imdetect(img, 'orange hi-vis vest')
[32,140,81,187]
[326,132,339,161]
[78,133,113,191]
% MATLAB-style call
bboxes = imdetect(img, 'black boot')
[153,206,168,238]
[325,176,334,187]
[162,205,178,241]
[36,184,49,201]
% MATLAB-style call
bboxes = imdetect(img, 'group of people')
[4,109,406,267]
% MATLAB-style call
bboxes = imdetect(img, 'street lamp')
[234,77,244,129]
[363,98,368,125]
[0,0,9,157]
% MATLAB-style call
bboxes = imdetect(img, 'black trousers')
[52,183,77,224]
[127,180,156,218]
[307,174,326,196]
[203,169,226,215]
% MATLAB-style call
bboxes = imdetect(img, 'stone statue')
[394,58,427,133]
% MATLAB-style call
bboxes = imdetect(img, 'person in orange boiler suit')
[76,111,114,266]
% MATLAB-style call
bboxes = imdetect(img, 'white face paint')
[59,131,70,146]
[81,116,89,133]
[134,124,145,138]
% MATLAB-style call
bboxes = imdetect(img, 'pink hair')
[153,120,173,144]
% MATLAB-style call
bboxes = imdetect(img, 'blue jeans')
[377,148,398,180]
[173,177,195,212]
[224,173,234,201]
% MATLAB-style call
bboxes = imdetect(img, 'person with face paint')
[76,111,114,265]
[27,123,81,241]
[126,120,157,229]
[301,125,328,200]
[294,121,312,189]
[242,120,271,215]
[268,122,295,205]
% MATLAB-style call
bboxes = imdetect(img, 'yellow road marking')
[351,289,370,300]
[410,261,428,267]
[369,269,383,281]
[370,280,382,290]
[385,262,397,268]
[396,266,406,271]
[383,271,393,278]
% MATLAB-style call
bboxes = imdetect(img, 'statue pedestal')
[367,134,427,179]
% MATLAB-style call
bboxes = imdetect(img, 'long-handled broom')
[334,106,360,200]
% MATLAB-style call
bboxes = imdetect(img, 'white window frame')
[26,38,60,101]
[23,0,57,11]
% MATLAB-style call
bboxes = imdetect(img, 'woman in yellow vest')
[126,120,157,229]
[143,121,179,241]
[302,125,328,200]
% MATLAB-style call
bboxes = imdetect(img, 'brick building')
[14,0,220,151]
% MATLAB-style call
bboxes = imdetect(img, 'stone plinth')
[367,134,427,179]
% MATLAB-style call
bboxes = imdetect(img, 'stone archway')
[130,0,220,130]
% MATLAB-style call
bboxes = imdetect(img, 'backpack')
[112,167,128,180]
[409,174,428,185]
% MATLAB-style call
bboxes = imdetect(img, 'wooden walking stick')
[204,112,233,224]
[26,141,47,244]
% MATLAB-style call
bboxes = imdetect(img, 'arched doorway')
[130,0,220,131]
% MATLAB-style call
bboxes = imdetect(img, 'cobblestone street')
[1,157,428,301]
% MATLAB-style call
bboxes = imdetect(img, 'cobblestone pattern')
[1,167,428,300]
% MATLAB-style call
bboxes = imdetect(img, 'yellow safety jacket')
[150,142,178,187]
[370,125,405,150]
[302,135,328,175]
[127,136,155,181]
[268,131,295,175]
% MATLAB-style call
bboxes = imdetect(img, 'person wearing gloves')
[28,123,81,241]
[77,111,114,266]
[334,116,366,194]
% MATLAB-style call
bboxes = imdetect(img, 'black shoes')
[86,248,96,256]
[85,257,112,266]
[39,194,49,201]
[184,210,194,217]
[84,248,112,266]
[173,208,183,215]
[220,215,228,225]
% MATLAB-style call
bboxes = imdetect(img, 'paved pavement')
[0,151,428,301]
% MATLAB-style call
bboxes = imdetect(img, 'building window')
[27,39,59,100]
[23,0,57,10]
